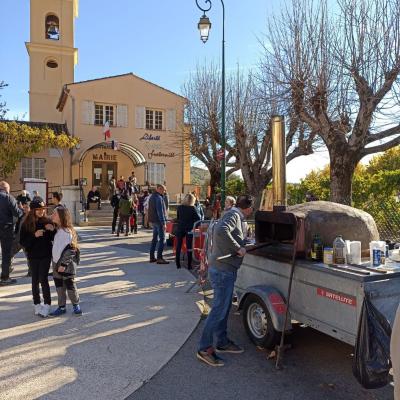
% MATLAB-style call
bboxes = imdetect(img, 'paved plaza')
[0,227,201,400]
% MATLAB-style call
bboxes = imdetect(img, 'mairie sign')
[93,152,117,161]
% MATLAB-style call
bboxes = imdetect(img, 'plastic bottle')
[370,241,386,267]
[311,234,323,261]
[333,235,346,265]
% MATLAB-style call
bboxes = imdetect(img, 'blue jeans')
[150,223,165,260]
[198,267,237,351]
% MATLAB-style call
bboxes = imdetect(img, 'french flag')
[103,121,111,140]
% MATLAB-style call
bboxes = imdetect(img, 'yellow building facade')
[7,0,190,200]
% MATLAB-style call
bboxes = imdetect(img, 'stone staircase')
[85,201,114,227]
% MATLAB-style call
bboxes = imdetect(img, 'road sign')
[216,149,224,160]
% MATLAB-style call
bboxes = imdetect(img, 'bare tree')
[230,68,316,208]
[183,63,238,196]
[262,0,400,204]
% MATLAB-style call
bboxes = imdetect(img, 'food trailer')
[234,116,400,363]
[235,246,400,349]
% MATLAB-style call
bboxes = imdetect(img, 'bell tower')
[26,0,78,123]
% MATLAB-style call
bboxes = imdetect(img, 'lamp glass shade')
[198,15,211,43]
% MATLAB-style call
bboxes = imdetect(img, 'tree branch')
[362,135,400,156]
[366,125,400,144]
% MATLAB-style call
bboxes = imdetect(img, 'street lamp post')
[195,0,226,206]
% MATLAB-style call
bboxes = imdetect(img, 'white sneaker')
[39,304,50,318]
[34,304,42,316]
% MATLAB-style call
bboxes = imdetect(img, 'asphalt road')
[127,307,393,400]
[105,230,392,400]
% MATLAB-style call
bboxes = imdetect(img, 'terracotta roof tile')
[2,120,69,135]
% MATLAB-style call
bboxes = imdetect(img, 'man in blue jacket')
[148,184,169,264]
[0,181,23,285]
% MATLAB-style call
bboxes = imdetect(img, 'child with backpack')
[50,206,82,316]
[117,190,133,237]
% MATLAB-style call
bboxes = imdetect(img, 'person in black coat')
[111,190,123,234]
[16,190,31,205]
[20,199,55,317]
[0,181,24,285]
[87,186,101,210]
[175,193,201,270]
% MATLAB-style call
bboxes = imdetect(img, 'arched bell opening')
[45,14,60,40]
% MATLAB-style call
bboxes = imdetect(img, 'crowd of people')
[0,181,82,317]
[1,178,400,396]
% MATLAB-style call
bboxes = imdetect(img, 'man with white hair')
[16,189,31,205]
[0,181,23,285]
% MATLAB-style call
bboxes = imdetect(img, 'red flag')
[103,121,111,140]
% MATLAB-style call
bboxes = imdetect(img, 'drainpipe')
[65,87,76,186]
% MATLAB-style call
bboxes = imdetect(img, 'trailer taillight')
[269,293,287,314]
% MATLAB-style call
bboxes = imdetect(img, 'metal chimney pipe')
[271,115,287,208]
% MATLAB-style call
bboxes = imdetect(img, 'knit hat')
[30,198,46,209]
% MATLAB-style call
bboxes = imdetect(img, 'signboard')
[317,287,357,307]
[23,179,48,203]
[216,149,225,161]
[93,152,117,161]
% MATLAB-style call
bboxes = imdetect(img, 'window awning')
[78,142,146,166]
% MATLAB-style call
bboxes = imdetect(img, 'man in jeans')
[148,184,169,264]
[0,181,23,285]
[197,194,254,367]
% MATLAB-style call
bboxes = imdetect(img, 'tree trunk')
[253,190,265,211]
[329,147,358,205]
[209,168,221,199]
[245,174,272,210]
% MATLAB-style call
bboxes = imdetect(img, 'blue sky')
[0,0,279,118]
[0,0,331,181]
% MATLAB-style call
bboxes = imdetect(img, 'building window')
[95,104,104,125]
[22,158,45,179]
[105,105,114,126]
[95,103,115,126]
[45,14,60,40]
[145,162,165,185]
[146,109,163,130]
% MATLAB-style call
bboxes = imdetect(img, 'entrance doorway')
[92,162,117,199]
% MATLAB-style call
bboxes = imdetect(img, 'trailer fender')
[238,285,292,332]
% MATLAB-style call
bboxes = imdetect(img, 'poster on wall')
[94,168,102,179]
[23,179,48,202]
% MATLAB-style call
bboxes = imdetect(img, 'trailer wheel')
[243,294,280,350]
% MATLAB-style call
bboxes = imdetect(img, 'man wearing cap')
[0,181,23,285]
